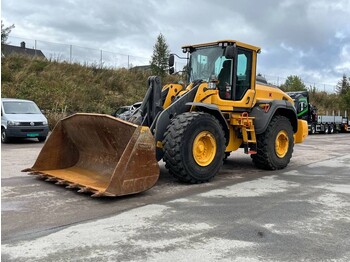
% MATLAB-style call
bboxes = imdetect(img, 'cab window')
[235,48,252,100]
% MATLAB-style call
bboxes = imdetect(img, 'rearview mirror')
[224,46,235,59]
[169,54,175,67]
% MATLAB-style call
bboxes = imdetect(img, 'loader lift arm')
[138,76,163,127]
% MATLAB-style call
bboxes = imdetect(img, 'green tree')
[280,75,307,92]
[341,90,350,111]
[335,74,350,95]
[1,20,15,44]
[150,33,170,77]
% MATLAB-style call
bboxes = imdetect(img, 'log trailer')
[287,91,350,134]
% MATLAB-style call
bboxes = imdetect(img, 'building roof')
[130,65,152,71]
[1,42,46,58]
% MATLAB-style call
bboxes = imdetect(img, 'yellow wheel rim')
[193,131,217,166]
[275,130,289,158]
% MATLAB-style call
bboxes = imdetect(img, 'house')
[130,65,152,72]
[1,41,46,58]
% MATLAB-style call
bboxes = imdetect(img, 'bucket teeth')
[37,174,47,180]
[77,187,92,193]
[45,177,57,182]
[91,192,104,197]
[65,184,79,189]
[55,180,67,185]
[91,192,114,197]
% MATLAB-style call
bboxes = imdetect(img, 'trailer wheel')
[311,124,316,134]
[251,115,294,170]
[163,112,225,183]
[324,124,329,134]
[329,124,334,134]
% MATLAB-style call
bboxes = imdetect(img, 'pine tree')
[1,20,15,44]
[150,33,170,77]
[280,75,307,92]
[335,74,350,95]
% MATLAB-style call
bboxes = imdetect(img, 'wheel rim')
[275,130,289,158]
[193,131,216,166]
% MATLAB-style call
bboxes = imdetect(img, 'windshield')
[189,46,228,82]
[3,101,42,114]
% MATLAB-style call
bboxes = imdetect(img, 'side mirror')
[169,54,175,67]
[224,46,235,59]
[169,67,175,75]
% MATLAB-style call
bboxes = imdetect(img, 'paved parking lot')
[1,134,350,261]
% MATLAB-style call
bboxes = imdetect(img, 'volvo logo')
[30,122,35,126]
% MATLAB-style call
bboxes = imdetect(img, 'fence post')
[70,45,72,63]
[100,49,103,68]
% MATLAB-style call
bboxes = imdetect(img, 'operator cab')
[180,41,259,102]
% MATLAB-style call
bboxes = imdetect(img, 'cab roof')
[182,40,261,53]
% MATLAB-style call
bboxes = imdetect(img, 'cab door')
[215,47,256,109]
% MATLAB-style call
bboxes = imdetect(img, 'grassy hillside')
[1,54,180,129]
[2,54,347,130]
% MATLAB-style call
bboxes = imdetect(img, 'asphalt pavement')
[1,134,350,261]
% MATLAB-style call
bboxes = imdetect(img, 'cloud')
[2,0,350,92]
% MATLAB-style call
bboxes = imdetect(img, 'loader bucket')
[22,113,160,197]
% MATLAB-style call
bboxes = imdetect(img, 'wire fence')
[5,36,337,93]
[260,74,337,94]
[7,35,150,69]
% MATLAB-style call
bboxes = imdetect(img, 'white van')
[1,98,49,143]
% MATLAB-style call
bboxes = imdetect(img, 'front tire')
[38,136,47,142]
[251,115,294,170]
[1,129,10,143]
[163,112,226,183]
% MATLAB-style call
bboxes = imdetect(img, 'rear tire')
[163,112,225,183]
[251,115,294,170]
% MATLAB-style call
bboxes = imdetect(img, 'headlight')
[43,120,48,125]
[7,121,20,126]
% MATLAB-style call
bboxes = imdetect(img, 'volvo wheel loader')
[23,40,308,197]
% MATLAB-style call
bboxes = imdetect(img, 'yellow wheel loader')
[23,40,308,197]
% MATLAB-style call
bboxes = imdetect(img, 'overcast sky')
[2,0,350,92]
